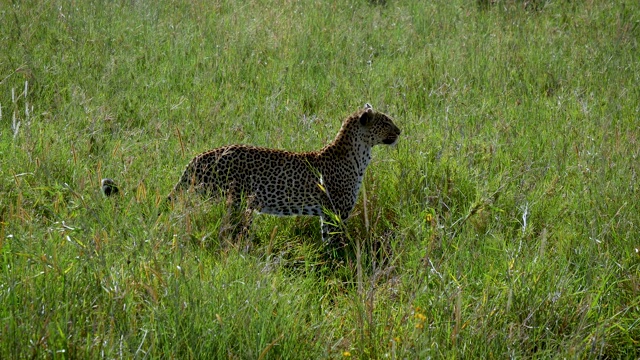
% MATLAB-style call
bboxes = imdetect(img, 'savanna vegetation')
[1,0,639,358]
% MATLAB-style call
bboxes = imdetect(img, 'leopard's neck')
[318,127,373,184]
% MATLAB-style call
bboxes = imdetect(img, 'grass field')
[1,0,639,358]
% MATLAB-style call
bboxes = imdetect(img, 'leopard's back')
[169,144,328,216]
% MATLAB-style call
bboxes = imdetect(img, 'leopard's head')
[358,103,401,146]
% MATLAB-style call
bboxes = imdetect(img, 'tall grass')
[1,0,639,358]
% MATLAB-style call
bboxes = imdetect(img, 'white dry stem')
[135,329,148,357]
[24,81,29,120]
[12,110,20,139]
[516,201,529,256]
[428,257,443,279]
[521,202,529,236]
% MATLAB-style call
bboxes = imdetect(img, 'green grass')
[1,0,639,358]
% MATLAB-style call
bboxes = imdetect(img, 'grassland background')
[1,0,639,358]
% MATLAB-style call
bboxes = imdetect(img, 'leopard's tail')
[160,166,193,213]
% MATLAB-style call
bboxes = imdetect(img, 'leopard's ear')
[360,105,374,125]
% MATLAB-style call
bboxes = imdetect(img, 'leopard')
[166,103,401,243]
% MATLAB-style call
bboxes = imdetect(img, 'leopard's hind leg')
[218,184,255,251]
